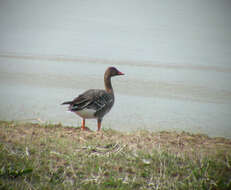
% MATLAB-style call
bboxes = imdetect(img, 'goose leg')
[97,119,102,131]
[81,119,86,130]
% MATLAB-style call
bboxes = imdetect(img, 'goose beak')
[117,71,124,75]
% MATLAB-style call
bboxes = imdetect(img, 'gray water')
[0,0,231,137]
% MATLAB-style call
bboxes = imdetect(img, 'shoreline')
[1,56,231,138]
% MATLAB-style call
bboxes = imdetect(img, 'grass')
[0,121,231,190]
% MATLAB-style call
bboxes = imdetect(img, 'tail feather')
[61,101,72,105]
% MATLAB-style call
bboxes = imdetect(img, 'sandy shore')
[0,54,231,138]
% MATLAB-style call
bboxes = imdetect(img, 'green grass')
[0,121,231,189]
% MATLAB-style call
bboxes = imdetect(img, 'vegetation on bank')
[0,121,231,190]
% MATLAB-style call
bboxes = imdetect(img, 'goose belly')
[75,109,96,119]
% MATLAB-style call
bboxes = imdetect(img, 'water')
[0,0,231,137]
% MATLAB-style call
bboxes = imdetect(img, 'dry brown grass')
[0,121,231,189]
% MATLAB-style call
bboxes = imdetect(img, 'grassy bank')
[0,121,231,190]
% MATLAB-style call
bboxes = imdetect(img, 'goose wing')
[67,89,114,115]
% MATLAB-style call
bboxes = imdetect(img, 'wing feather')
[67,89,114,116]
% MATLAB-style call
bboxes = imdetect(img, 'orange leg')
[97,119,102,131]
[81,119,86,130]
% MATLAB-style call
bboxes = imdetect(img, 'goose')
[62,67,124,131]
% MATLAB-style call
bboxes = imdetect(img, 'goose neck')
[104,75,113,93]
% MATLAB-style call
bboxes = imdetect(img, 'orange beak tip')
[118,71,124,75]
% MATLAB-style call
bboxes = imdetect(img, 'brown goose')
[62,67,124,131]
